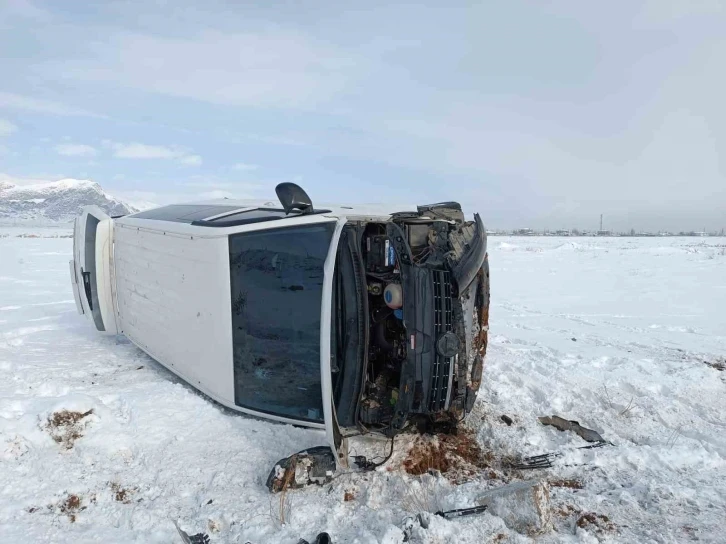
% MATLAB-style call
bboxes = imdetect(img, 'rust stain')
[470,259,490,391]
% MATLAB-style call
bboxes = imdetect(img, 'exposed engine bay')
[359,223,407,429]
[354,204,489,432]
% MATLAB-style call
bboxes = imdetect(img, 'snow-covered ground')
[1,231,724,543]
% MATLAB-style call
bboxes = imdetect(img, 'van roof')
[128,198,414,224]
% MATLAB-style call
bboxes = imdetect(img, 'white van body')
[70,191,489,466]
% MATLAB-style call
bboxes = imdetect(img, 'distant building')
[514,228,535,236]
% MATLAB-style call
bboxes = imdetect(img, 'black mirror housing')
[275,182,314,215]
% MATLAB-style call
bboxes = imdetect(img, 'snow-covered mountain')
[0,179,137,225]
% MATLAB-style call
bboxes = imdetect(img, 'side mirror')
[275,182,314,215]
[266,446,336,492]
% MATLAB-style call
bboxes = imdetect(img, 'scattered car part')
[266,446,337,493]
[511,441,609,470]
[173,521,210,544]
[435,505,489,519]
[297,533,332,544]
[402,507,489,542]
[538,415,607,443]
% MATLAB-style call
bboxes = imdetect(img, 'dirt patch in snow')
[49,493,87,523]
[681,525,700,541]
[576,512,616,534]
[44,409,93,449]
[552,505,617,536]
[549,479,584,490]
[704,357,725,371]
[110,482,138,504]
[403,430,494,483]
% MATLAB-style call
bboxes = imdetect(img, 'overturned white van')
[70,183,490,473]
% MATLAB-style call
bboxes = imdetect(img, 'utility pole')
[600,214,603,232]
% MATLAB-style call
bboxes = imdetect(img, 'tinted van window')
[229,223,335,422]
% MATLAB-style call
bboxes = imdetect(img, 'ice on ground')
[0,230,725,543]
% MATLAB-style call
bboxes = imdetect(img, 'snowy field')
[1,230,725,543]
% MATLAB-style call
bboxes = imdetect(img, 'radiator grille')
[429,270,453,411]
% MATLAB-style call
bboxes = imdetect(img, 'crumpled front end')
[457,256,490,415]
[383,204,490,430]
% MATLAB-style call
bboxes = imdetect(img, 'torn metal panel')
[465,260,490,411]
[538,415,607,443]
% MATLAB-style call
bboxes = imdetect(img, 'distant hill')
[0,179,137,225]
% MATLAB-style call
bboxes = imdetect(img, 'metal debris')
[173,521,210,544]
[511,441,609,470]
[436,505,489,519]
[538,415,606,443]
[266,446,337,493]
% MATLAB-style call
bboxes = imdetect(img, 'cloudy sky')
[1,0,724,231]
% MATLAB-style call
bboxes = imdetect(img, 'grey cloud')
[3,0,726,231]
[46,29,361,110]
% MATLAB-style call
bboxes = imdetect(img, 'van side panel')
[113,225,235,405]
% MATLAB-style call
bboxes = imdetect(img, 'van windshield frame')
[228,222,336,422]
